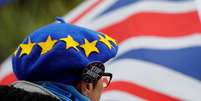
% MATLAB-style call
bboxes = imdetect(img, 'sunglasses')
[101,72,112,88]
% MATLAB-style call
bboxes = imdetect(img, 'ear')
[78,81,93,96]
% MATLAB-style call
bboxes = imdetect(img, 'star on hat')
[19,37,35,57]
[98,35,113,50]
[80,39,99,57]
[38,35,57,55]
[103,34,117,45]
[60,35,79,51]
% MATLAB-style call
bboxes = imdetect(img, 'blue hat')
[12,17,118,85]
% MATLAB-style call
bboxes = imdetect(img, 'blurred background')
[0,0,82,63]
[1,0,201,101]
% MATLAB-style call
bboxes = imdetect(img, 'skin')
[77,79,104,101]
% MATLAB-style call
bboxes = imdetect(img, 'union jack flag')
[1,0,201,101]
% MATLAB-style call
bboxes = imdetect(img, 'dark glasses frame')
[102,72,113,88]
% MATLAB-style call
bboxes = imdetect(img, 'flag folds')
[1,0,201,101]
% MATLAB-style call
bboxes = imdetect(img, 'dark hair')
[0,85,59,101]
[82,62,105,89]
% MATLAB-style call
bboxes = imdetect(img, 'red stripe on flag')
[0,73,16,85]
[103,81,182,101]
[99,11,201,43]
[70,0,103,24]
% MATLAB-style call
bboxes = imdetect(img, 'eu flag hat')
[12,17,118,85]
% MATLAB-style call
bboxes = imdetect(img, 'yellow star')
[98,35,113,50]
[19,37,35,57]
[38,35,57,55]
[103,34,117,45]
[80,39,99,57]
[60,35,79,51]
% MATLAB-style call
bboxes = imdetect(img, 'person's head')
[12,17,118,100]
[77,61,113,101]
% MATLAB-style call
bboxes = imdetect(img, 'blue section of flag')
[113,47,201,81]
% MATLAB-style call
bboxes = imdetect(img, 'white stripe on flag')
[0,57,12,81]
[117,34,201,57]
[74,0,196,30]
[101,90,146,101]
[106,59,201,100]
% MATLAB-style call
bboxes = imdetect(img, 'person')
[10,17,118,101]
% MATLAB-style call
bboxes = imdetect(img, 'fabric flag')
[1,0,201,101]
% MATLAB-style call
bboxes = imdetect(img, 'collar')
[37,81,90,101]
[11,81,60,100]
